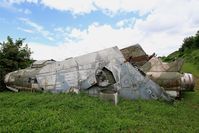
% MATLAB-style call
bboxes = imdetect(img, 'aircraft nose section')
[181,73,195,91]
[4,73,11,84]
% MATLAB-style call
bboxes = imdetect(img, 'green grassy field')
[0,91,199,133]
[182,62,199,77]
[0,63,199,133]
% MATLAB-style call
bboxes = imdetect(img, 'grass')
[182,62,199,77]
[182,62,199,91]
[0,90,199,133]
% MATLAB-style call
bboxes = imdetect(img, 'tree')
[179,30,199,52]
[179,36,195,52]
[194,31,199,48]
[0,36,32,91]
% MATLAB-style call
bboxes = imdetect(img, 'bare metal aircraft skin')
[4,46,172,102]
[121,44,195,98]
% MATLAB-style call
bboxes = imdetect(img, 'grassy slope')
[0,90,199,132]
[182,62,199,77]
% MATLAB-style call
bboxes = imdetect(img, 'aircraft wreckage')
[4,44,195,104]
[121,45,194,98]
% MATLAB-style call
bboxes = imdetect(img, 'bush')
[0,36,32,91]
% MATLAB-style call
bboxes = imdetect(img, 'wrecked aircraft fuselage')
[4,46,173,103]
[121,44,195,98]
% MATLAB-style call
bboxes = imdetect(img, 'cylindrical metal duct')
[146,72,195,91]
[180,73,194,91]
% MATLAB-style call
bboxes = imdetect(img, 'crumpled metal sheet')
[35,46,172,102]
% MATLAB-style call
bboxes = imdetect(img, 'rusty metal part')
[121,44,152,67]
[126,55,149,63]
[126,53,155,63]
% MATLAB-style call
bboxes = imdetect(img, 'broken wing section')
[164,58,184,72]
[141,57,184,72]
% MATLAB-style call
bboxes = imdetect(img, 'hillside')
[163,49,199,76]
[162,31,199,77]
[163,31,199,68]
[163,49,199,79]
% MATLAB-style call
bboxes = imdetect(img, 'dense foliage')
[179,31,199,52]
[0,36,32,91]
